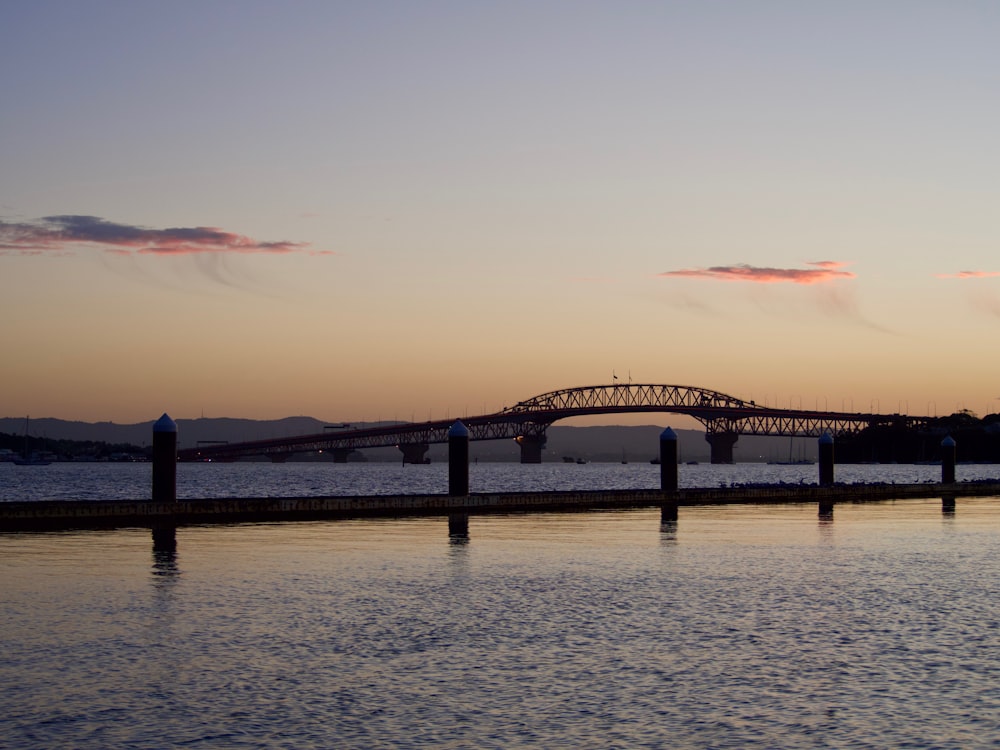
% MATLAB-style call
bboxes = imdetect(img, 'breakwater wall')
[3,482,999,531]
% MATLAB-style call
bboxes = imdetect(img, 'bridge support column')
[398,443,430,465]
[516,434,547,464]
[331,448,353,463]
[269,452,293,463]
[705,432,738,464]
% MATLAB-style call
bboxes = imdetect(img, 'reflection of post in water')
[818,496,834,521]
[818,510,834,541]
[152,524,176,552]
[448,513,469,544]
[151,525,179,581]
[942,494,956,516]
[659,518,677,542]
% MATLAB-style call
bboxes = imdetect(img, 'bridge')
[177,383,929,464]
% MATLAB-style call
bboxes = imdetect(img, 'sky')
[2,1,999,429]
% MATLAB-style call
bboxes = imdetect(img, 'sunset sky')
[2,1,999,429]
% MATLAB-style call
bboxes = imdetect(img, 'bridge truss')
[500,384,926,436]
[178,383,930,462]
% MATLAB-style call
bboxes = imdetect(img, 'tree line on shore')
[0,432,149,461]
[836,411,1000,463]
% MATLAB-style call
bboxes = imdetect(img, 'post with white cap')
[941,435,956,485]
[448,419,469,496]
[818,432,835,517]
[152,413,178,503]
[660,427,679,523]
[151,413,178,552]
[660,427,679,493]
[818,432,835,487]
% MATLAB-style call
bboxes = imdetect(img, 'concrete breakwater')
[2,482,999,531]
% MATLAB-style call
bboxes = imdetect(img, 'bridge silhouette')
[178,383,929,464]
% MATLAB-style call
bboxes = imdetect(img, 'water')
[2,460,1000,501]
[3,465,1000,747]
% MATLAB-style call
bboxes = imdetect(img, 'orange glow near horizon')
[3,5,999,429]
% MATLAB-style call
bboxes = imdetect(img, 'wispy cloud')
[659,260,855,285]
[971,293,1000,318]
[936,270,1000,279]
[657,259,894,332]
[814,285,897,334]
[0,215,314,256]
[936,270,1000,317]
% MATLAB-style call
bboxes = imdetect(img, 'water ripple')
[4,503,1000,747]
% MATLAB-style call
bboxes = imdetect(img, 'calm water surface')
[3,460,1000,501]
[3,465,1000,748]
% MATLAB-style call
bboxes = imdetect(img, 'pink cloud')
[659,261,855,285]
[936,270,1000,279]
[0,215,317,256]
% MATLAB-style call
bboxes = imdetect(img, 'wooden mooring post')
[818,432,835,517]
[151,413,178,552]
[660,427,679,524]
[448,420,469,496]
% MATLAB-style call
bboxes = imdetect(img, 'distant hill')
[0,416,331,449]
[0,416,809,463]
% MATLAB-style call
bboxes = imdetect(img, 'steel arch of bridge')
[500,383,924,436]
[178,383,926,461]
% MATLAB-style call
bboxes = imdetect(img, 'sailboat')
[12,416,51,466]
[768,435,813,465]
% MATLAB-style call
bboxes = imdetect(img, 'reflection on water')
[4,500,1000,748]
[151,527,179,583]
[658,519,677,543]
[151,525,176,553]
[447,513,469,544]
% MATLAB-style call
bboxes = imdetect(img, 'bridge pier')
[331,448,354,463]
[516,434,547,464]
[705,432,738,464]
[398,443,430,464]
